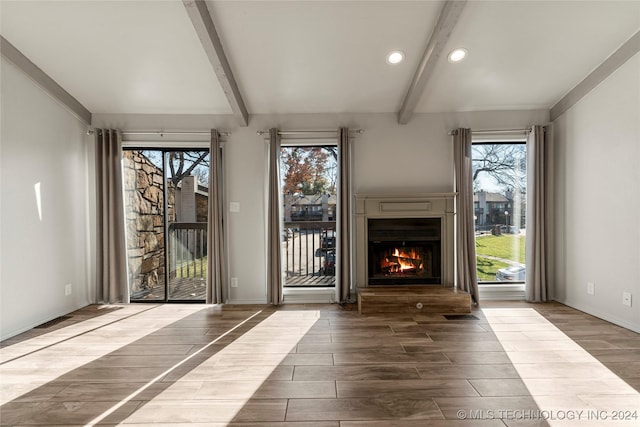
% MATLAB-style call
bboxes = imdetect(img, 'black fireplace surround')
[367,217,441,285]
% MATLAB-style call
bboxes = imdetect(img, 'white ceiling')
[1,0,232,114]
[207,0,442,114]
[418,0,640,113]
[1,0,639,119]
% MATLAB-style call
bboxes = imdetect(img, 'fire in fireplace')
[368,218,441,285]
[379,247,429,274]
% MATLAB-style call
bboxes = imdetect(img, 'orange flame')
[382,248,423,273]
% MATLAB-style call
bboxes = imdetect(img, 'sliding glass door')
[123,149,210,302]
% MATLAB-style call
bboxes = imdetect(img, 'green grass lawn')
[174,256,207,278]
[475,234,525,281]
[475,234,525,263]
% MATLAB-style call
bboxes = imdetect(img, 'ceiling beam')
[397,0,467,125]
[550,30,640,122]
[182,0,249,126]
[1,36,92,126]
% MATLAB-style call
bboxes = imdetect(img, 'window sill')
[282,287,336,304]
[478,283,525,300]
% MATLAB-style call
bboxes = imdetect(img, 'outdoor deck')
[284,275,336,287]
[135,272,334,301]
[134,277,206,301]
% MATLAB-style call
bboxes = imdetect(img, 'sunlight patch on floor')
[483,308,640,426]
[115,310,321,425]
[0,304,207,405]
[0,305,148,363]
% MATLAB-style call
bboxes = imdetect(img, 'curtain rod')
[449,128,531,136]
[256,129,364,136]
[120,130,231,136]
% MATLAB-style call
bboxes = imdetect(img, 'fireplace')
[355,193,455,289]
[368,218,441,285]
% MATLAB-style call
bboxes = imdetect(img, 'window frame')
[279,141,340,302]
[471,139,527,293]
[122,146,211,303]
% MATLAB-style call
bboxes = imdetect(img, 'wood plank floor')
[1,301,639,426]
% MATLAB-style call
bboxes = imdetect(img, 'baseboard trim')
[225,299,268,305]
[554,298,640,333]
[0,300,91,341]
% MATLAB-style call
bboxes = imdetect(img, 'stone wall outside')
[123,151,173,297]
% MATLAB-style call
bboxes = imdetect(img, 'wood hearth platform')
[357,286,471,315]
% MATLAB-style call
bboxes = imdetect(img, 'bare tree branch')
[472,144,526,192]
[180,151,209,180]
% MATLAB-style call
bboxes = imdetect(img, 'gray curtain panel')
[525,125,554,302]
[207,129,225,304]
[95,129,128,303]
[338,127,352,303]
[267,128,283,305]
[453,128,479,304]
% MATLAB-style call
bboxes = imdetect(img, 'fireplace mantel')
[354,193,456,290]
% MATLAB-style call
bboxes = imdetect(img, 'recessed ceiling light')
[386,50,405,65]
[448,48,468,63]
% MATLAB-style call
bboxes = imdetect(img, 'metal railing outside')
[283,220,336,287]
[168,222,207,280]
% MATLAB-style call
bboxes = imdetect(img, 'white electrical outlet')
[229,202,240,213]
[65,283,72,296]
[587,282,595,295]
[231,277,238,288]
[622,292,632,307]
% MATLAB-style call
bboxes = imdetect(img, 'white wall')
[0,58,95,340]
[553,53,640,332]
[94,109,547,304]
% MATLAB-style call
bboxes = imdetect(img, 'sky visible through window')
[140,150,210,187]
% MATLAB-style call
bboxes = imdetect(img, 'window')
[280,145,338,288]
[472,142,526,284]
